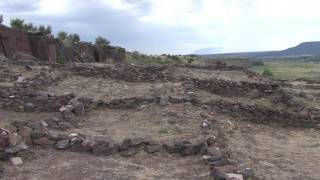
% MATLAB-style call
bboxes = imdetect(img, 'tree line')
[9,18,110,46]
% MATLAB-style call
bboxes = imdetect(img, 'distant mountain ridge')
[193,47,223,55]
[201,41,320,58]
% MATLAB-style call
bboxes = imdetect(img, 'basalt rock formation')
[0,24,126,63]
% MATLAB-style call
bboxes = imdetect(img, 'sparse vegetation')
[158,127,169,134]
[57,31,68,40]
[68,33,80,43]
[10,18,52,34]
[262,68,273,77]
[95,36,110,47]
[126,51,199,65]
[57,31,81,45]
[250,60,264,66]
[250,60,320,80]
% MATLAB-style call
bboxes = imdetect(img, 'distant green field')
[249,61,320,81]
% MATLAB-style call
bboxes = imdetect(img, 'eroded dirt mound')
[0,60,320,180]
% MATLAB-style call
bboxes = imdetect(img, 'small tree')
[38,25,45,33]
[68,33,80,43]
[10,18,25,30]
[95,36,110,47]
[262,69,273,77]
[44,25,52,35]
[23,23,37,32]
[57,31,68,40]
[37,25,51,35]
[187,58,195,64]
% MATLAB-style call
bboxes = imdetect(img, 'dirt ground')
[1,61,320,180]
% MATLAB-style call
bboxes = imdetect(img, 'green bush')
[95,36,110,47]
[10,18,24,30]
[57,31,68,40]
[10,18,52,35]
[262,69,273,77]
[251,61,264,66]
[67,33,80,43]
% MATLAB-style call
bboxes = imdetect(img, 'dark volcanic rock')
[31,129,47,140]
[54,140,70,150]
[119,138,132,151]
[33,137,55,146]
[144,144,162,153]
[92,139,113,156]
[119,147,139,157]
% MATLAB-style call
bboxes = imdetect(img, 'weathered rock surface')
[10,157,23,165]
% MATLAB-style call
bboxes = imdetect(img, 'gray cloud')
[0,0,202,54]
[0,0,39,13]
[2,0,318,54]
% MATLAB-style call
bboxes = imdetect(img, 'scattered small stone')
[10,121,28,129]
[211,167,227,180]
[69,133,79,138]
[0,135,9,151]
[24,103,35,112]
[33,137,55,146]
[16,76,25,83]
[225,173,244,180]
[92,139,113,156]
[180,143,204,156]
[31,129,47,140]
[8,134,22,146]
[16,149,35,160]
[0,128,10,135]
[202,120,210,127]
[3,125,17,134]
[163,142,181,154]
[0,166,4,178]
[0,152,10,161]
[119,138,131,151]
[159,95,169,106]
[57,122,73,130]
[206,136,216,146]
[119,147,139,157]
[5,141,28,154]
[72,138,94,152]
[144,144,162,153]
[243,168,255,179]
[207,146,223,157]
[131,138,145,147]
[205,147,227,167]
[18,126,32,146]
[46,130,60,141]
[24,64,33,71]
[54,140,70,150]
[10,157,23,165]
[40,121,48,127]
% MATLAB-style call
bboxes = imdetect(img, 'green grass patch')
[158,127,169,134]
[249,61,320,80]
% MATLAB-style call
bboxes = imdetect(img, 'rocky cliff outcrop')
[0,25,32,58]
[57,42,125,63]
[0,25,126,63]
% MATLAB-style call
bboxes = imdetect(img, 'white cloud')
[1,0,320,54]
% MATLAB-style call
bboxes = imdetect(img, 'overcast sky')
[1,0,320,54]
